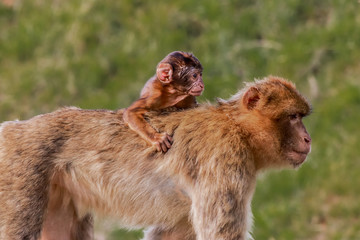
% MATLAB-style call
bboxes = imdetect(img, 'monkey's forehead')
[282,97,312,116]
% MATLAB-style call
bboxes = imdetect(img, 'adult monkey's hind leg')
[41,182,93,240]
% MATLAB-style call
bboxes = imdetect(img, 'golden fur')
[0,76,311,240]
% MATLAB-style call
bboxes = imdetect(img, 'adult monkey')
[0,76,312,240]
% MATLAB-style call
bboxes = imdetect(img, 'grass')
[1,0,359,239]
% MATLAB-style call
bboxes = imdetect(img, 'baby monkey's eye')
[193,73,197,78]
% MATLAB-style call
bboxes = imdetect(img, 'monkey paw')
[152,132,173,153]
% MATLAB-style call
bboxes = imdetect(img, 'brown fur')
[123,51,204,152]
[0,76,311,240]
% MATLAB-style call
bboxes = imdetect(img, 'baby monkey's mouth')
[189,89,204,96]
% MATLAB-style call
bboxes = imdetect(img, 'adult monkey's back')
[0,76,312,240]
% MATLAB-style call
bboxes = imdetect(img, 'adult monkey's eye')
[193,73,197,78]
[289,114,298,120]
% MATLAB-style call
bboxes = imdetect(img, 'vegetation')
[1,0,359,239]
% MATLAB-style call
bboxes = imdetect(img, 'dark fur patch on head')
[163,51,203,78]
[170,51,202,68]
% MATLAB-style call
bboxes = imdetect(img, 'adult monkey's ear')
[156,63,173,84]
[243,87,260,110]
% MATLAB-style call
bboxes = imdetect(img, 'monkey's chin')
[287,151,309,168]
[189,90,204,96]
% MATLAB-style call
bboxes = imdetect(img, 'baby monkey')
[123,51,204,152]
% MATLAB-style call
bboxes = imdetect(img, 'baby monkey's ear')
[156,63,173,84]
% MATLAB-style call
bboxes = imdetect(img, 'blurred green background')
[1,0,360,239]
